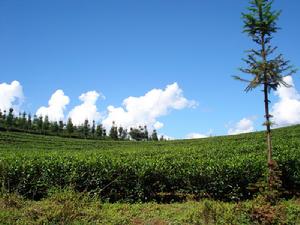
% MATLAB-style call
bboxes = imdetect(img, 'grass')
[1,190,300,225]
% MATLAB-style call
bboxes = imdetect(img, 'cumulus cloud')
[0,80,24,113]
[154,121,164,130]
[186,129,213,139]
[228,118,255,135]
[36,90,70,121]
[186,133,208,139]
[102,82,196,130]
[271,76,300,127]
[68,91,104,125]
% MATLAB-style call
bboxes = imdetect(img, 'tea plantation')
[0,125,299,202]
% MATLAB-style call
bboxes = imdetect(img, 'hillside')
[0,125,300,202]
[1,124,299,152]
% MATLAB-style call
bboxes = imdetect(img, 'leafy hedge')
[1,126,300,202]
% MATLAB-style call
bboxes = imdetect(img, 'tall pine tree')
[234,0,296,190]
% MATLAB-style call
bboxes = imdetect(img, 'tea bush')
[0,125,299,202]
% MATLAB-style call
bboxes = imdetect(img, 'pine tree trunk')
[258,1,273,190]
[264,83,273,190]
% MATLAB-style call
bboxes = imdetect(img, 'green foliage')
[91,120,96,137]
[96,124,104,139]
[235,0,296,92]
[129,126,148,141]
[0,110,160,141]
[6,108,14,129]
[151,129,159,141]
[37,116,43,132]
[0,125,299,202]
[66,118,74,136]
[248,159,284,205]
[1,191,300,224]
[109,122,118,140]
[43,116,50,133]
[118,126,128,140]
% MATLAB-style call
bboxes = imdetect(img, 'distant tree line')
[0,108,161,141]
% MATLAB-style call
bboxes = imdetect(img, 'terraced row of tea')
[0,125,299,202]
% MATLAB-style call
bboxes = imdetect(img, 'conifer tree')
[96,124,103,138]
[66,118,74,137]
[21,112,27,130]
[58,120,64,135]
[120,128,128,140]
[103,128,107,138]
[51,121,59,134]
[91,120,96,137]
[118,126,124,139]
[151,129,159,141]
[6,108,14,129]
[15,112,22,128]
[83,119,90,138]
[43,115,50,133]
[109,121,118,140]
[235,0,296,190]
[144,125,149,141]
[3,110,7,121]
[27,114,32,130]
[37,116,43,133]
[0,110,3,128]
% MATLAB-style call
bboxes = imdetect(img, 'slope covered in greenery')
[0,125,300,202]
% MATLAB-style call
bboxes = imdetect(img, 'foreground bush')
[1,190,300,225]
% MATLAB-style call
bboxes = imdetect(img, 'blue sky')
[0,0,299,139]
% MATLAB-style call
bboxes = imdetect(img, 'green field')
[1,125,300,203]
[1,126,300,224]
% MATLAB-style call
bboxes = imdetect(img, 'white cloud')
[36,90,70,122]
[271,76,300,127]
[0,80,24,113]
[68,91,104,125]
[154,121,164,130]
[102,82,196,130]
[186,133,208,139]
[228,118,255,135]
[186,129,213,139]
